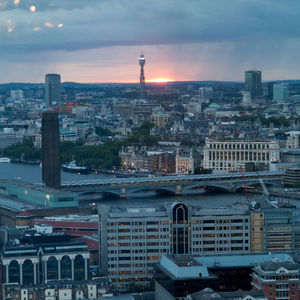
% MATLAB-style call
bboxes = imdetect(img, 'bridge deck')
[61,171,284,189]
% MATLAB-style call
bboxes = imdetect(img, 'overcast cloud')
[0,0,300,82]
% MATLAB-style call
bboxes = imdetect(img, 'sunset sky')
[1,0,300,83]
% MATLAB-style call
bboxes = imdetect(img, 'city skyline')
[1,0,300,83]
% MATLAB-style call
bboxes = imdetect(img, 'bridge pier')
[120,188,126,198]
[175,185,182,195]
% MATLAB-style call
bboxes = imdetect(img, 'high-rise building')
[267,82,275,99]
[273,83,289,103]
[45,74,61,106]
[99,202,250,291]
[42,111,61,188]
[139,53,146,98]
[245,70,262,98]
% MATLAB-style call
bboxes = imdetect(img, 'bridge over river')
[61,171,284,198]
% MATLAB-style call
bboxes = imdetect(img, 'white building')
[286,131,300,149]
[99,202,250,291]
[241,91,252,106]
[203,139,280,173]
[10,90,24,101]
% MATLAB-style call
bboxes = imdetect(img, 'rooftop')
[159,255,213,279]
[194,253,293,268]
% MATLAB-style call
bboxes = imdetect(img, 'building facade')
[252,261,300,300]
[2,279,110,300]
[286,131,300,149]
[99,203,250,291]
[45,74,61,106]
[273,83,289,103]
[245,70,262,98]
[203,139,280,173]
[1,234,89,286]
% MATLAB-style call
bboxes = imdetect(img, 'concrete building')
[42,111,61,188]
[273,83,289,103]
[45,74,61,106]
[245,70,262,98]
[10,90,24,101]
[283,167,300,187]
[99,202,250,291]
[241,91,252,106]
[280,149,300,164]
[286,131,300,149]
[203,139,280,173]
[0,130,23,149]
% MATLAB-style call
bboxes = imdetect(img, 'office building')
[99,202,250,291]
[203,139,280,172]
[42,111,61,188]
[273,83,289,103]
[267,82,275,99]
[245,70,262,98]
[45,74,61,106]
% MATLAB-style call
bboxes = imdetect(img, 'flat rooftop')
[194,253,293,268]
[0,179,71,195]
[159,255,213,279]
[0,194,43,212]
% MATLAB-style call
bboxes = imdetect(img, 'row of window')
[207,143,272,150]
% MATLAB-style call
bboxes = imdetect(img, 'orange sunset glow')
[146,78,174,83]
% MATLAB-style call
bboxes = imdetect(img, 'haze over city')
[1,0,300,83]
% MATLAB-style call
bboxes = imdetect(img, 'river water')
[0,162,266,208]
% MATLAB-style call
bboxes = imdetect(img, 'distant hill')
[0,79,300,90]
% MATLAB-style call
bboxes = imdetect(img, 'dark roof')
[191,288,266,300]
[259,261,300,272]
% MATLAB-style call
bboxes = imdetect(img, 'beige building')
[251,211,265,253]
[203,139,280,173]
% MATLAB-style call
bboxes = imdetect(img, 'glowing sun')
[147,78,174,83]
